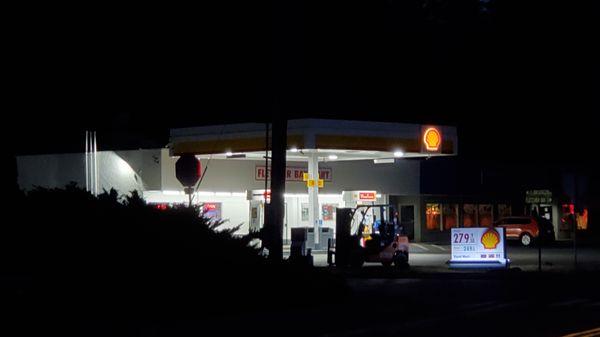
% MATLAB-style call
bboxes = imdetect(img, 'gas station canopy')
[170,118,457,247]
[169,119,457,160]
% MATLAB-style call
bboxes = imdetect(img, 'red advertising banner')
[255,166,332,182]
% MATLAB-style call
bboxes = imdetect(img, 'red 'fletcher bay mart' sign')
[255,166,332,182]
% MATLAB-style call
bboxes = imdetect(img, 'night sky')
[8,1,599,166]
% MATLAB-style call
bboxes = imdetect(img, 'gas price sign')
[449,227,509,268]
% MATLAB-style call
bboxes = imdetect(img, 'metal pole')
[90,131,95,195]
[93,131,99,196]
[308,152,320,247]
[263,122,270,250]
[267,117,286,261]
[573,173,578,270]
[538,233,542,272]
[85,131,89,192]
[265,122,270,204]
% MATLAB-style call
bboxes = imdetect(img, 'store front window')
[577,208,588,230]
[442,204,458,230]
[463,204,477,227]
[497,204,511,219]
[559,204,588,232]
[426,203,441,230]
[478,204,493,226]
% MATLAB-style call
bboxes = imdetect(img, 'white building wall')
[160,149,420,195]
[17,149,161,194]
[18,153,86,190]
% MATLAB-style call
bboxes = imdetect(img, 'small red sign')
[358,192,377,201]
[203,203,218,211]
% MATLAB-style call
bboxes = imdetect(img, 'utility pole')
[265,0,299,261]
[265,115,286,262]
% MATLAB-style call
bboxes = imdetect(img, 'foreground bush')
[1,185,347,322]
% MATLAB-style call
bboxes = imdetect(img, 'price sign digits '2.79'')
[449,227,509,268]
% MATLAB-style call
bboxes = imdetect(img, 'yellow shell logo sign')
[481,228,500,249]
[423,127,441,151]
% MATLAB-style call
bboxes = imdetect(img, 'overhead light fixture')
[225,151,233,157]
[374,158,395,164]
[328,154,338,160]
[394,150,405,158]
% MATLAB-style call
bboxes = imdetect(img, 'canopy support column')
[308,152,320,247]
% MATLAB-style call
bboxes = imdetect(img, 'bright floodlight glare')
[225,151,233,156]
[394,150,405,158]
[328,154,338,160]
[290,147,299,152]
[117,157,132,174]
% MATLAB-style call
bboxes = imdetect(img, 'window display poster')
[322,204,337,221]
[202,202,222,220]
[426,203,441,230]
[301,203,309,222]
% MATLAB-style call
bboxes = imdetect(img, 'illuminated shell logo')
[481,228,500,249]
[423,127,441,151]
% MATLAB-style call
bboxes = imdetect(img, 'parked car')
[493,216,555,247]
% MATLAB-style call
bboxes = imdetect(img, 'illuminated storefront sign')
[525,190,553,204]
[422,127,442,152]
[358,192,377,201]
[255,166,332,182]
[356,191,377,201]
[341,191,379,206]
[449,227,509,268]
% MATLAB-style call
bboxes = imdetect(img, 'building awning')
[169,118,457,161]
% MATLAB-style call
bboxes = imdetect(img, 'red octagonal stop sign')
[176,154,202,187]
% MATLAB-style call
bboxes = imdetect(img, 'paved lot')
[101,273,600,337]
[286,242,600,272]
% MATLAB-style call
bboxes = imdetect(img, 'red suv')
[494,216,555,246]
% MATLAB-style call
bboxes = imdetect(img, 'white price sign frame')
[449,227,509,269]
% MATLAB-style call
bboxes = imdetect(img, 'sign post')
[449,227,509,269]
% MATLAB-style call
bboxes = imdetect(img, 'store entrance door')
[538,204,553,222]
[400,205,415,240]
